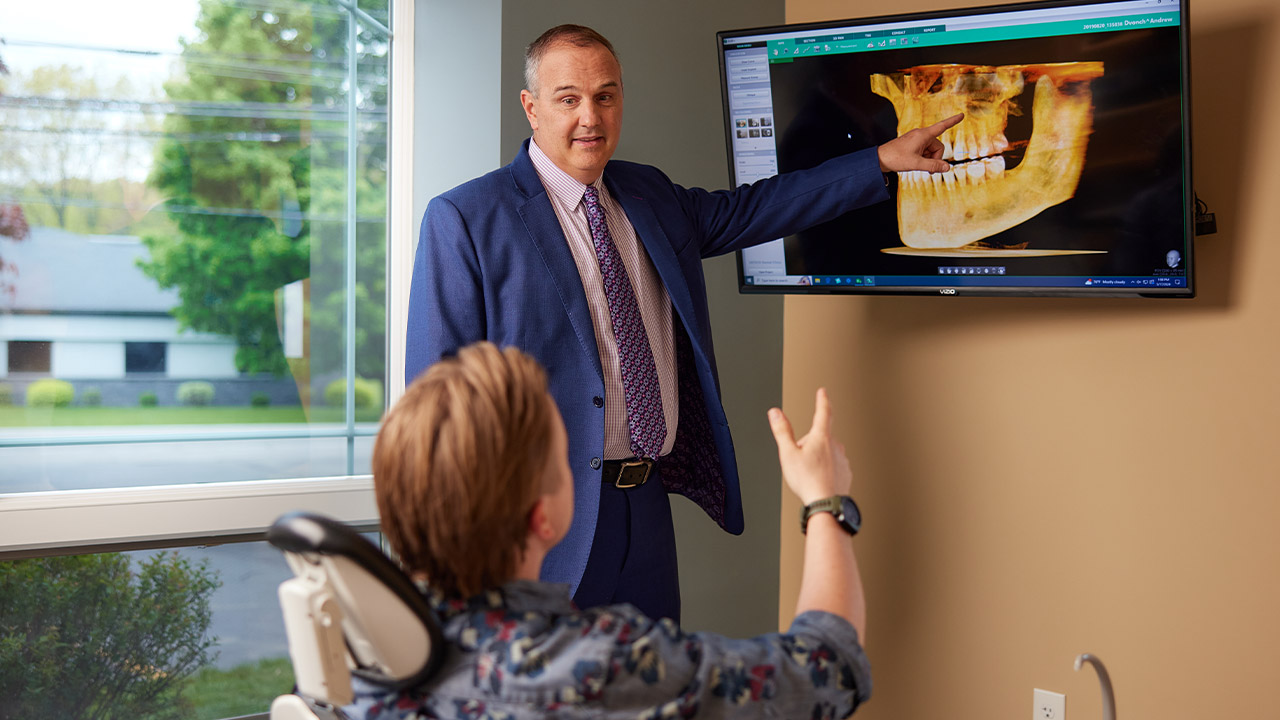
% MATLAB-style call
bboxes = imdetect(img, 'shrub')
[177,381,215,407]
[324,377,383,409]
[81,387,103,407]
[0,382,13,406]
[139,391,159,407]
[0,552,219,720]
[25,379,74,408]
[250,392,271,408]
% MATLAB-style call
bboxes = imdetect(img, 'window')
[125,341,166,374]
[6,340,50,373]
[0,0,413,716]
[0,0,393,494]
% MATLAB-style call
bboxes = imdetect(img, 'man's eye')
[560,97,578,107]
[597,94,613,104]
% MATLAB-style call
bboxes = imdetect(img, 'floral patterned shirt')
[344,580,871,720]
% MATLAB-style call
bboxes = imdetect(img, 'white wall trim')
[0,477,377,557]
[387,0,415,408]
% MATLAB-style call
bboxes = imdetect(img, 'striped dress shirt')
[528,139,678,459]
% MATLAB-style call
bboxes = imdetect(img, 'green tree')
[0,552,220,720]
[139,0,388,378]
[0,64,162,232]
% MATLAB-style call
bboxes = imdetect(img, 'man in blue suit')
[406,24,960,622]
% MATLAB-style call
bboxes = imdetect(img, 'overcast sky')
[4,0,200,49]
[1,1,201,184]
[2,0,201,90]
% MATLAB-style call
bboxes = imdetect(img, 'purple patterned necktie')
[583,184,666,459]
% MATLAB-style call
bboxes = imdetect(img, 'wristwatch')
[800,495,861,536]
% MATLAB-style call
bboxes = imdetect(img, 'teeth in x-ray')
[872,62,1104,249]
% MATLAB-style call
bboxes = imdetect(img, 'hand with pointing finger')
[877,113,964,174]
[767,388,853,506]
[770,387,867,641]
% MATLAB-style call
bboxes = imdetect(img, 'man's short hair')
[524,24,621,96]
[373,342,557,598]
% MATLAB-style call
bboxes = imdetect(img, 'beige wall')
[780,1,1280,719]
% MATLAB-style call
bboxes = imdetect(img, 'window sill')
[0,476,377,559]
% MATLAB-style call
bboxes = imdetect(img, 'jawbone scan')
[871,62,1104,250]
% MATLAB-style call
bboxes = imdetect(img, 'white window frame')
[0,0,415,559]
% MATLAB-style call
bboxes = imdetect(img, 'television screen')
[717,0,1193,297]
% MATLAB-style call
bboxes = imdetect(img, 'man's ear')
[520,89,539,132]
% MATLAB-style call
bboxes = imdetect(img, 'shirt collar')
[501,579,575,614]
[427,578,576,619]
[528,137,604,207]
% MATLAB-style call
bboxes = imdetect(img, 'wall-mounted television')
[717,0,1193,297]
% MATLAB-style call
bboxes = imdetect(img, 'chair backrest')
[266,512,444,717]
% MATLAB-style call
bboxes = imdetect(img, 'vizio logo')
[940,288,957,295]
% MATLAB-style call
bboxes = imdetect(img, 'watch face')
[839,496,862,534]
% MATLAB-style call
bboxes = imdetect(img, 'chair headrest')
[267,512,445,689]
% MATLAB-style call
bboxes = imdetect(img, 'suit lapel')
[607,176,699,342]
[512,147,604,383]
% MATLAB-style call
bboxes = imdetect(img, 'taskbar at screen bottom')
[741,274,1191,295]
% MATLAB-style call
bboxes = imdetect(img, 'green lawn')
[184,656,295,720]
[0,405,384,427]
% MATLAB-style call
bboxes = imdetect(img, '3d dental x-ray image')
[771,25,1185,278]
[872,62,1103,251]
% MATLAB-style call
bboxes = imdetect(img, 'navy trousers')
[571,470,681,623]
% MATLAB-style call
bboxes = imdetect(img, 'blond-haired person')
[351,341,870,719]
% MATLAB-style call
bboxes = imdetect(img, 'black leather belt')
[601,458,655,489]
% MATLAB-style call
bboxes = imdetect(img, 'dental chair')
[266,512,445,720]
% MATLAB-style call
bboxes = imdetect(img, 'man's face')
[521,42,623,185]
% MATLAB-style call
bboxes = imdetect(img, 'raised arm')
[593,396,872,718]
[653,114,964,259]
[573,391,872,717]
[768,388,866,640]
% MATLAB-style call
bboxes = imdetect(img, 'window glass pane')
[7,339,50,373]
[357,0,391,18]
[0,0,389,492]
[126,341,167,374]
[0,540,301,719]
[2,436,375,493]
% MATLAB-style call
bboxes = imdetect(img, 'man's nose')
[578,100,601,127]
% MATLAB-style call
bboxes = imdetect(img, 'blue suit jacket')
[406,139,887,594]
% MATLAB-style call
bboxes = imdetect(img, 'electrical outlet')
[1034,689,1066,720]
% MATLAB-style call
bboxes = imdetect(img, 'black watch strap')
[800,495,861,536]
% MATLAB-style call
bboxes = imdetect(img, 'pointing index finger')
[925,113,964,136]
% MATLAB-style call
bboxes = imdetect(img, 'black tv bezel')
[716,0,1195,299]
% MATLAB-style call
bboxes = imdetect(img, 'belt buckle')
[615,458,653,489]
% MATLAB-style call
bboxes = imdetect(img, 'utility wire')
[0,95,387,121]
[3,37,388,69]
[0,125,382,143]
[1,194,387,224]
